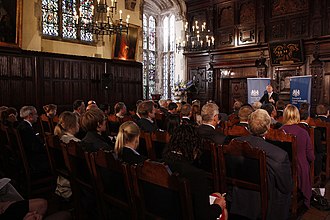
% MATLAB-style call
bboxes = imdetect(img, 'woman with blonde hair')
[281,104,314,208]
[115,121,145,164]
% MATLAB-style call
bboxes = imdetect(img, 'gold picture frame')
[0,0,22,48]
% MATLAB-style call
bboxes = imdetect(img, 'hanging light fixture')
[74,0,130,37]
[176,20,215,53]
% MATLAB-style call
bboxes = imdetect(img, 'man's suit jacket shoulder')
[197,124,226,144]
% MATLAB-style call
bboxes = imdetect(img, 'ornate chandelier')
[75,0,130,36]
[176,21,215,52]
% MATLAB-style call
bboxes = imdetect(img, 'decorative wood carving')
[238,28,255,45]
[270,20,286,40]
[271,0,308,17]
[238,1,256,24]
[216,3,234,29]
[289,16,308,38]
[218,29,234,46]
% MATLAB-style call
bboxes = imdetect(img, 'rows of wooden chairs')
[0,125,55,198]
[47,137,194,220]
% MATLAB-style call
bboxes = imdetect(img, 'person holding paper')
[259,85,279,105]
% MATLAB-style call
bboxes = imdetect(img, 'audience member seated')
[0,179,48,220]
[261,103,282,129]
[164,102,180,134]
[1,107,18,128]
[163,125,227,220]
[54,111,81,199]
[192,103,202,125]
[281,104,314,208]
[86,100,97,111]
[42,104,58,132]
[252,101,262,111]
[259,85,279,105]
[136,100,158,132]
[276,100,285,118]
[43,104,57,120]
[108,102,130,134]
[158,99,168,115]
[131,100,143,123]
[72,100,85,118]
[197,103,226,145]
[299,107,322,177]
[181,104,196,126]
[72,100,86,139]
[17,106,50,173]
[233,109,293,220]
[237,105,253,128]
[99,103,110,116]
[114,121,146,164]
[316,104,330,122]
[81,108,113,152]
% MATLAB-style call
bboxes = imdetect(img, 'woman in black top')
[115,121,146,164]
[163,124,226,220]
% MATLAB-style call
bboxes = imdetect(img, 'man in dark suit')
[259,85,279,105]
[316,104,330,122]
[17,106,49,173]
[237,105,253,129]
[180,104,196,126]
[197,103,226,144]
[136,100,158,132]
[233,109,293,220]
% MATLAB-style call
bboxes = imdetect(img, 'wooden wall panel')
[0,51,142,113]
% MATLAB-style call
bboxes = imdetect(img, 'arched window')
[42,0,93,42]
[162,15,175,99]
[142,14,156,99]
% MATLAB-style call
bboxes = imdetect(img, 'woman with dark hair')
[163,124,226,220]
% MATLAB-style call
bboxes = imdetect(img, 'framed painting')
[113,25,139,61]
[0,0,22,48]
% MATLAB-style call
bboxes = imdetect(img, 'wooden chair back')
[198,140,220,192]
[150,130,171,160]
[61,140,101,219]
[138,131,153,159]
[155,113,166,130]
[219,140,268,220]
[6,127,54,197]
[88,150,137,220]
[264,128,300,216]
[224,124,250,137]
[44,134,68,178]
[39,114,54,135]
[130,160,194,220]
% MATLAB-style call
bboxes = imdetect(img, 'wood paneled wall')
[185,0,330,113]
[0,50,143,113]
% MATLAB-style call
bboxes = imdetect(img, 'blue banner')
[247,78,271,105]
[290,76,311,108]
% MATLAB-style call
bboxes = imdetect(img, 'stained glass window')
[143,14,148,50]
[149,16,156,51]
[163,17,169,52]
[163,55,169,98]
[42,0,93,42]
[170,15,175,52]
[142,14,157,99]
[162,15,176,99]
[42,0,59,36]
